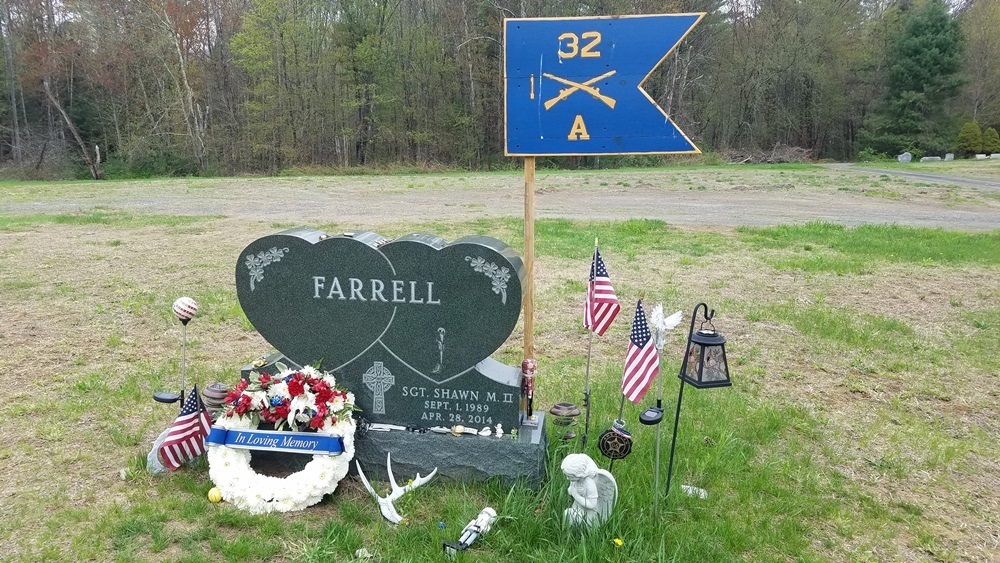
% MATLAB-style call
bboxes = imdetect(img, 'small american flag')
[584,249,621,336]
[622,301,660,403]
[159,385,213,471]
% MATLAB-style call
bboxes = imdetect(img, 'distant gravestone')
[897,152,912,163]
[237,229,525,430]
[945,153,954,161]
[992,154,1000,159]
[976,154,988,159]
[920,156,941,162]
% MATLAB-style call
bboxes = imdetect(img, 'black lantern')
[679,308,731,389]
[664,303,732,497]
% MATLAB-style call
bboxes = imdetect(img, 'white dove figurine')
[650,304,683,353]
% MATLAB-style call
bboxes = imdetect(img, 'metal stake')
[664,379,686,496]
[581,240,598,451]
[180,320,189,403]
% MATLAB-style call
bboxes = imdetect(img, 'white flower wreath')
[207,366,357,514]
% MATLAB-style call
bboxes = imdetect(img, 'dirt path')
[3,166,998,230]
[823,162,1000,191]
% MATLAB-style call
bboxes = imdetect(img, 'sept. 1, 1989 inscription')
[236,229,527,430]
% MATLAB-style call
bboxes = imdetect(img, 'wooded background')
[0,0,996,179]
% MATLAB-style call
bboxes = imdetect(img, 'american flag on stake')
[622,300,660,404]
[584,249,621,336]
[159,384,213,471]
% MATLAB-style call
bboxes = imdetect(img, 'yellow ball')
[207,487,223,503]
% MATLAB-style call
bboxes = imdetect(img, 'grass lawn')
[0,169,997,562]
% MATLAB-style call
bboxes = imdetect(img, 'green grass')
[410,218,730,261]
[2,198,997,561]
[0,209,218,231]
[738,222,1000,273]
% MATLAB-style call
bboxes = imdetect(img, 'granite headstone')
[236,229,526,431]
[897,152,912,163]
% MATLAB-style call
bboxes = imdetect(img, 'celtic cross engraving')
[362,361,395,415]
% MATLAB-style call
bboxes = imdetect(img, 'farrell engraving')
[312,276,440,304]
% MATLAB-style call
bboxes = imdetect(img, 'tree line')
[0,0,996,179]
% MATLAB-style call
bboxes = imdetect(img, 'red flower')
[287,379,305,397]
[225,380,249,404]
[309,413,325,429]
[315,388,334,406]
[234,394,254,415]
[258,373,273,387]
[273,402,290,419]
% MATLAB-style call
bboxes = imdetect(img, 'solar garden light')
[664,303,731,497]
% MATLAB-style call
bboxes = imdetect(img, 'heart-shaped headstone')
[378,234,523,382]
[237,229,396,370]
[236,229,524,382]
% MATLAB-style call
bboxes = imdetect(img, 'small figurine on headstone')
[495,423,504,438]
[562,453,617,528]
[521,359,538,426]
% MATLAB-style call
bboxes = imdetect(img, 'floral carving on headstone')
[245,247,289,291]
[465,256,510,304]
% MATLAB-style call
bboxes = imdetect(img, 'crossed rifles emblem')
[543,70,617,110]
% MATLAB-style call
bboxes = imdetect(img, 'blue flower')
[270,396,283,407]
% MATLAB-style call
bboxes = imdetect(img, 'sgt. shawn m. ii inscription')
[236,229,526,430]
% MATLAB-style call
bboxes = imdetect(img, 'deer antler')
[356,451,438,524]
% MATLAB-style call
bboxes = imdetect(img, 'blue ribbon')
[206,426,344,456]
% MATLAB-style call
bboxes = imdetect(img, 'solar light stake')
[180,322,188,402]
[663,374,686,497]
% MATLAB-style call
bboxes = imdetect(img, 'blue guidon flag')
[504,13,703,156]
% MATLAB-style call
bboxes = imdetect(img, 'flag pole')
[653,352,664,517]
[581,238,598,451]
[523,156,535,361]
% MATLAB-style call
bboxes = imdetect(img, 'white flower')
[330,396,345,412]
[249,391,269,410]
[266,381,289,399]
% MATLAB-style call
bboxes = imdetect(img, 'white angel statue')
[562,453,617,527]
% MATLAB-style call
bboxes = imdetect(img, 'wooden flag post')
[523,156,535,359]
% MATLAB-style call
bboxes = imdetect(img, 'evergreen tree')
[861,0,964,156]
[982,127,1000,154]
[956,121,982,156]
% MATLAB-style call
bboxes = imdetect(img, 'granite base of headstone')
[897,152,912,163]
[352,413,548,488]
